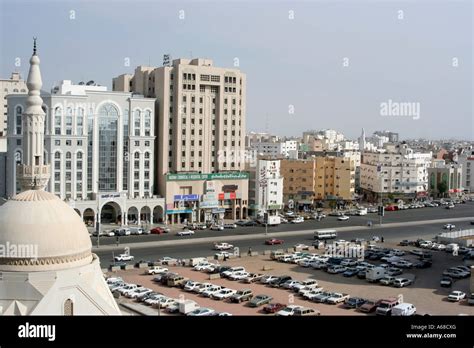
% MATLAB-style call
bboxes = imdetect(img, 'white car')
[159,256,177,265]
[444,224,456,230]
[119,284,140,296]
[211,225,224,231]
[187,308,215,316]
[193,262,213,271]
[215,251,231,258]
[293,279,318,292]
[147,266,168,275]
[195,283,213,293]
[114,253,134,262]
[326,293,350,304]
[338,215,350,221]
[259,275,279,284]
[214,242,234,250]
[392,260,413,268]
[301,287,324,299]
[177,229,195,236]
[145,294,167,306]
[201,285,222,297]
[228,271,250,281]
[211,288,237,300]
[184,281,201,292]
[281,280,301,290]
[448,291,466,302]
[154,297,178,308]
[291,217,304,224]
[129,288,153,299]
[276,305,303,316]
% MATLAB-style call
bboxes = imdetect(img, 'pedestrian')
[247,247,252,256]
[381,236,384,243]
[115,236,119,246]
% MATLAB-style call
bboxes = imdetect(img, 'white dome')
[0,190,92,271]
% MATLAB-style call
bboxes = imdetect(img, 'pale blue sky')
[0,0,472,140]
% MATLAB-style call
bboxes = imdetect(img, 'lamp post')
[96,183,100,248]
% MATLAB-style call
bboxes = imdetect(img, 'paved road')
[96,217,474,268]
[92,202,474,247]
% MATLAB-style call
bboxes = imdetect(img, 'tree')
[438,181,448,197]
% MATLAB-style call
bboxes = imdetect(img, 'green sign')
[267,204,282,210]
[167,172,249,181]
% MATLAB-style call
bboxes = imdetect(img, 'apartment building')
[113,58,248,223]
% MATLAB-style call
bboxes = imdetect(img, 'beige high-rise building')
[113,58,248,223]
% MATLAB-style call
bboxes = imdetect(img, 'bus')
[314,229,337,240]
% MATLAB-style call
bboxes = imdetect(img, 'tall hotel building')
[4,80,165,226]
[113,58,248,223]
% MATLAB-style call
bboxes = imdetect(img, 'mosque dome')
[0,190,93,272]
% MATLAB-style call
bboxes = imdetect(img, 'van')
[366,267,387,283]
[293,307,320,316]
[375,297,400,316]
[392,303,416,316]
[314,229,337,240]
[167,275,187,287]
[270,251,285,260]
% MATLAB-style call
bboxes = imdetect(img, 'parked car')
[392,303,416,316]
[211,288,237,300]
[269,275,292,288]
[440,276,453,287]
[393,278,412,288]
[447,291,466,302]
[243,273,265,283]
[312,291,335,303]
[444,224,456,230]
[187,308,215,316]
[338,215,350,221]
[183,281,201,292]
[201,285,223,298]
[359,299,382,313]
[326,293,350,304]
[210,224,224,231]
[150,227,170,234]
[375,297,400,316]
[467,293,474,306]
[263,303,286,314]
[275,305,304,316]
[224,223,237,229]
[249,294,273,307]
[343,297,367,309]
[230,289,253,303]
[147,266,168,275]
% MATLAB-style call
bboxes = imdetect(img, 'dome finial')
[33,37,37,55]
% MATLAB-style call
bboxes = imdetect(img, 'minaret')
[359,128,366,152]
[17,38,50,191]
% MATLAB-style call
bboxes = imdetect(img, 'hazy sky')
[1,0,472,140]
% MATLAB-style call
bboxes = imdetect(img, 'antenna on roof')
[33,37,37,55]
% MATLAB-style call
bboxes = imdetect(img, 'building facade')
[281,156,355,209]
[1,72,27,137]
[113,58,248,223]
[5,80,165,226]
[251,159,283,217]
[360,144,432,201]
[428,160,463,198]
[458,150,474,193]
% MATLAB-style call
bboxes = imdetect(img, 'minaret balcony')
[16,164,51,190]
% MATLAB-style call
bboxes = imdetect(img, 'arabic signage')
[173,194,199,201]
[167,172,249,181]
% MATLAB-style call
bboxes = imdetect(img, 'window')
[55,140,60,146]
[54,107,62,135]
[135,141,140,146]
[144,110,151,136]
[134,109,141,136]
[15,106,22,134]
[77,140,82,146]
[65,108,73,135]
[66,140,71,146]
[76,108,84,135]
[145,141,150,147]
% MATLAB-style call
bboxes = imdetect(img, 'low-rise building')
[428,160,463,198]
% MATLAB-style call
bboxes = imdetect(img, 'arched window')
[134,110,141,136]
[66,152,72,159]
[54,152,61,195]
[13,88,18,92]
[134,152,140,159]
[14,151,22,194]
[15,106,22,135]
[65,107,73,135]
[54,107,62,135]
[42,105,48,134]
[77,108,84,135]
[64,299,74,316]
[144,110,151,136]
[98,103,119,191]
[20,89,26,93]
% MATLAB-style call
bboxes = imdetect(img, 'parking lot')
[108,237,474,316]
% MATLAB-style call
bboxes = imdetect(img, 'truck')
[326,293,350,304]
[376,297,400,316]
[179,300,199,314]
[366,267,387,283]
[392,303,416,316]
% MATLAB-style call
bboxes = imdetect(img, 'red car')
[265,238,284,245]
[150,227,169,234]
[385,206,398,211]
[263,303,286,314]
